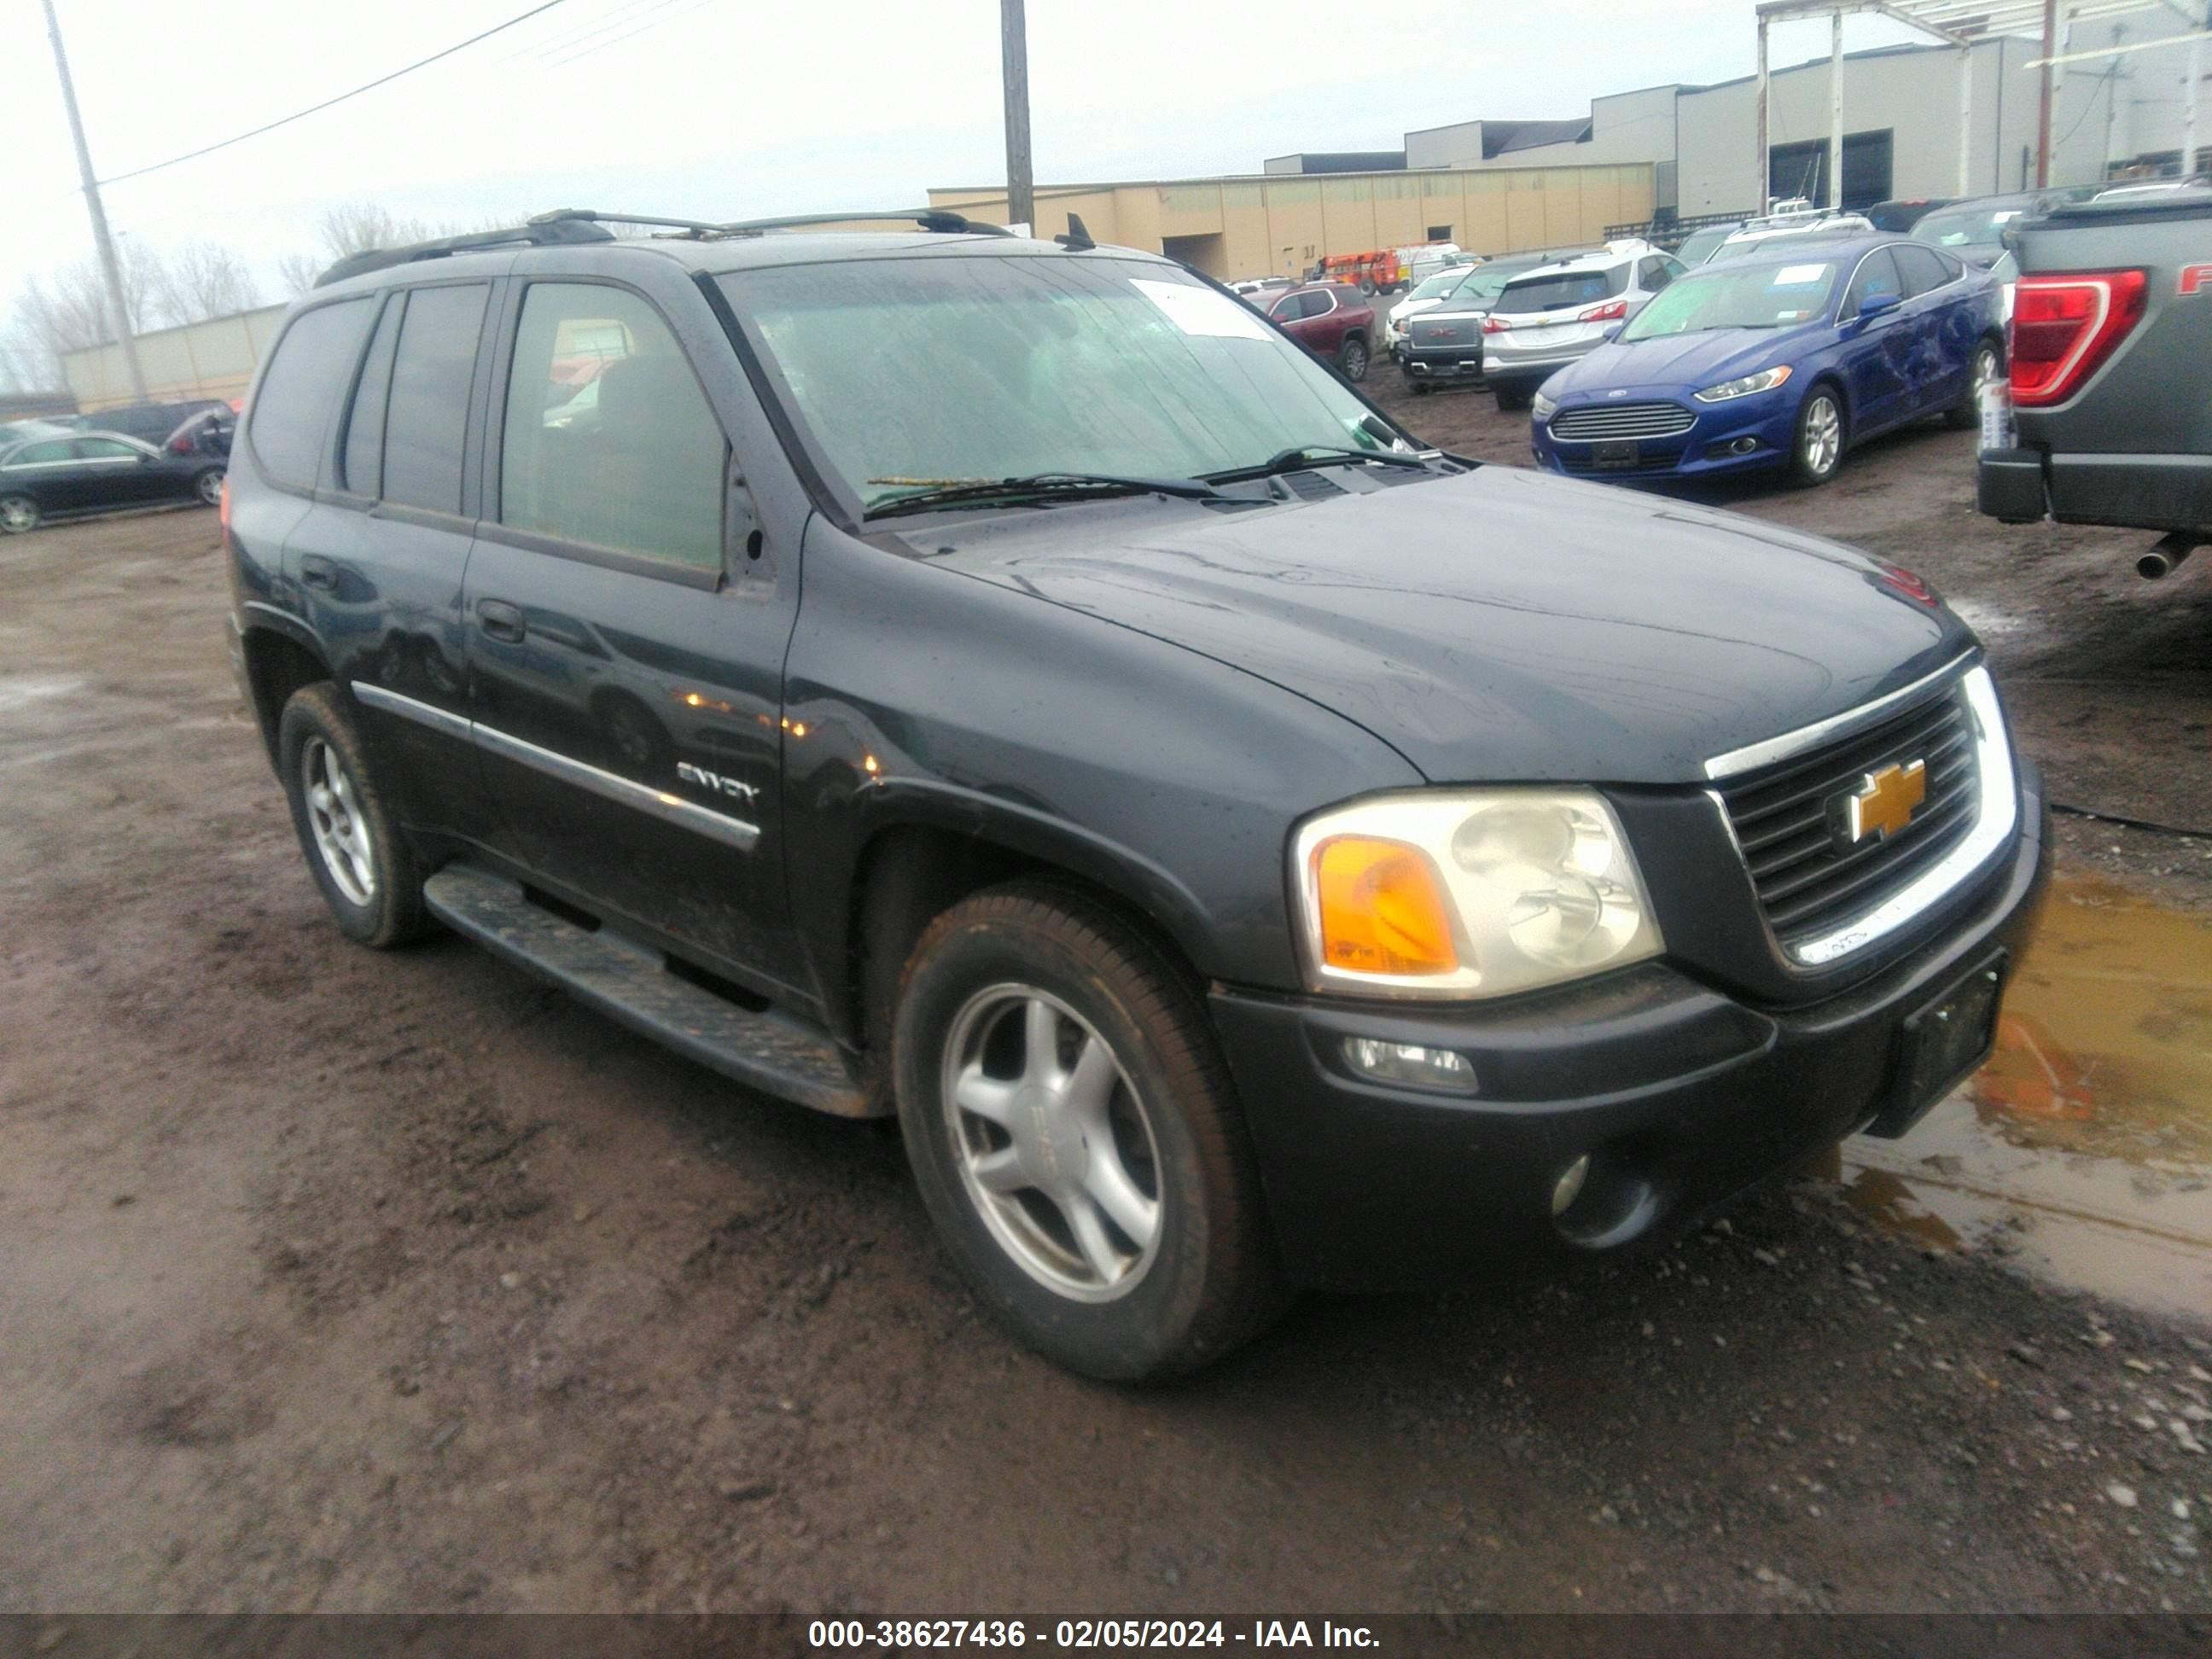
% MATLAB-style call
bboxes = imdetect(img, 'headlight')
[1290,789,1664,999]
[1530,392,1558,422]
[1693,365,1794,403]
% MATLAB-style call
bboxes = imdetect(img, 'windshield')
[1912,203,2023,260]
[1492,265,1627,316]
[720,256,1393,511]
[1672,226,1734,265]
[1619,259,1839,341]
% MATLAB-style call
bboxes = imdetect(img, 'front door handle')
[476,599,527,643]
[299,555,337,591]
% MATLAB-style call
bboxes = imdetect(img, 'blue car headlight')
[1692,365,1794,404]
[1530,391,1558,422]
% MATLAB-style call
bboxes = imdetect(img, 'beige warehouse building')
[922,160,1656,279]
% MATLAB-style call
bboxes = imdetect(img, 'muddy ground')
[1,405,2209,1623]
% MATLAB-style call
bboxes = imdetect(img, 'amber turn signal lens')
[1313,836,1458,976]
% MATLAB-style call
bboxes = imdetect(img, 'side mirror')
[1855,291,1901,323]
[1600,323,1623,342]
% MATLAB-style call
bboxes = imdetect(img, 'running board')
[422,864,874,1119]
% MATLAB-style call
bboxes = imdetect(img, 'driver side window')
[1845,248,1904,317]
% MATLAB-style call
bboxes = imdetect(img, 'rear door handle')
[299,555,337,591]
[476,599,527,643]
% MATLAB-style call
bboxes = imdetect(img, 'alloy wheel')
[0,496,38,534]
[940,983,1164,1301]
[1802,394,1842,478]
[300,735,377,905]
[1970,346,1998,409]
[196,469,224,505]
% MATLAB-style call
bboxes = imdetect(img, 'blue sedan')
[1528,235,2004,487]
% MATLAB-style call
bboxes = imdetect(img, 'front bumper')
[1210,764,2050,1290]
[1534,392,1798,481]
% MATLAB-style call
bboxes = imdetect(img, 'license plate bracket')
[1594,439,1640,470]
[1863,952,2007,1138]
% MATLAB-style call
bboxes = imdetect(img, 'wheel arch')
[240,619,333,765]
[834,796,1220,1109]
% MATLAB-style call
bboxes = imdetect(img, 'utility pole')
[41,0,148,401]
[2036,0,2058,187]
[1000,0,1034,235]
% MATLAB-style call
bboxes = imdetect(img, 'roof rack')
[313,216,615,288]
[312,206,1017,288]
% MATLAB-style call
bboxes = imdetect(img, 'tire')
[893,882,1283,1382]
[276,682,429,948]
[1494,385,1532,413]
[193,467,225,506]
[1946,340,2001,431]
[1358,276,1377,297]
[1408,377,1433,396]
[1790,384,1847,486]
[0,494,38,534]
[1337,334,1370,383]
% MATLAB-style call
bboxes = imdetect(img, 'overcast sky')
[6,0,1928,315]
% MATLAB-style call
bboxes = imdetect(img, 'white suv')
[1479,242,1685,411]
[1706,207,1876,265]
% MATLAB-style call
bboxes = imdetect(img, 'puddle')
[1840,876,2212,1322]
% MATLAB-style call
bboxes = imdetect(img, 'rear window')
[248,299,375,489]
[1492,265,1627,315]
[380,284,489,515]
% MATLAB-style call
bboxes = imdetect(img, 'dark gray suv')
[224,209,2047,1380]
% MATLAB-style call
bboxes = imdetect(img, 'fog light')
[1551,1154,1592,1217]
[1729,436,1759,455]
[1342,1037,1474,1091]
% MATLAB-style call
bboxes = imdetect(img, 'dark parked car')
[1530,236,2004,486]
[1259,280,1375,380]
[0,430,226,533]
[1977,188,2212,579]
[225,211,2046,1381]
[165,404,236,458]
[64,398,232,446]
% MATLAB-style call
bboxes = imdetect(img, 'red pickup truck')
[1260,282,1376,382]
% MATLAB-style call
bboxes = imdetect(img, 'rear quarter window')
[380,283,490,515]
[248,299,375,490]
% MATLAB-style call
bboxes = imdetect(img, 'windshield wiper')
[1198,445,1429,485]
[864,471,1228,520]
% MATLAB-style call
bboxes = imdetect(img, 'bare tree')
[275,253,323,299]
[316,201,435,261]
[153,241,261,326]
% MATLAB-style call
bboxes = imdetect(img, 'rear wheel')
[193,467,225,506]
[1945,340,2001,430]
[1790,386,1846,486]
[1337,335,1370,382]
[0,494,38,534]
[277,682,429,948]
[893,883,1282,1381]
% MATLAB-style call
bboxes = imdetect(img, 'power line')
[94,0,577,189]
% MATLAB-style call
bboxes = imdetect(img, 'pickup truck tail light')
[2009,270,2146,406]
[1577,300,1628,323]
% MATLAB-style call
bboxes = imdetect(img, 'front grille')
[1550,402,1698,441]
[1716,681,1980,946]
[1556,449,1683,475]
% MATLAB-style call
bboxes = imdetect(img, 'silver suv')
[1481,243,1685,411]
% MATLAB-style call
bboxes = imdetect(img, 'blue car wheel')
[1790,387,1846,488]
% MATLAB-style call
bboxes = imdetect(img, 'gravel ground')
[0,424,2207,1623]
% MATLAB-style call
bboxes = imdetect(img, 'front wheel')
[193,467,225,506]
[1946,341,2001,430]
[893,883,1282,1381]
[0,494,39,534]
[1337,335,1370,382]
[1790,386,1846,486]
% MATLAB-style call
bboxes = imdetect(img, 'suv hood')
[927,466,1971,786]
[1547,327,1814,396]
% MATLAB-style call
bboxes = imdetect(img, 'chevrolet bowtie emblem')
[1845,760,1928,843]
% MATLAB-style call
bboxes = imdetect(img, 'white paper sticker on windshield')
[1133,279,1272,340]
[1773,264,1829,286]
[1992,209,2021,224]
